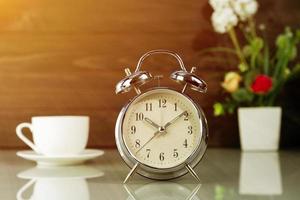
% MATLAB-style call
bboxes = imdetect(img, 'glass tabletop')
[2,149,299,199]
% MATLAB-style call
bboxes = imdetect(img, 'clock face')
[122,88,202,169]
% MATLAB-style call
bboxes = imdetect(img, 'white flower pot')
[238,107,282,151]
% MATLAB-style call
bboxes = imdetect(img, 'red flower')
[251,74,273,94]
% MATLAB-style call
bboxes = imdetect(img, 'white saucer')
[17,149,104,167]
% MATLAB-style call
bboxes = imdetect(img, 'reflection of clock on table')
[115,50,209,183]
[124,183,201,200]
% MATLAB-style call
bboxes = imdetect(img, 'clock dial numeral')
[184,112,189,121]
[135,113,144,121]
[188,126,193,134]
[130,125,136,134]
[145,103,152,111]
[173,149,178,158]
[174,103,178,111]
[183,139,188,148]
[159,99,167,108]
[146,148,151,158]
[135,139,141,148]
[159,152,165,161]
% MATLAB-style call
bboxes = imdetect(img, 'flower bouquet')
[205,0,300,150]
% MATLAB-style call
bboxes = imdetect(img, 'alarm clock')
[115,49,208,183]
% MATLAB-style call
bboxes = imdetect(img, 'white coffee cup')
[16,116,89,156]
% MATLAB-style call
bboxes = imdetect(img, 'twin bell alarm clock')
[115,49,208,183]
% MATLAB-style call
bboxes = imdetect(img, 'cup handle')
[16,179,36,200]
[16,123,39,153]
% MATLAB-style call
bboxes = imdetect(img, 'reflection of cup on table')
[239,152,282,195]
[18,179,89,200]
[16,116,89,156]
[17,165,104,200]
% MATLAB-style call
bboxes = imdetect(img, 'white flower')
[211,7,238,33]
[209,0,231,11]
[232,0,258,21]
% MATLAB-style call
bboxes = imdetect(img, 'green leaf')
[231,88,254,102]
[263,44,269,74]
[287,63,300,80]
[276,34,288,49]
[249,37,264,69]
[296,29,300,43]
[238,63,248,72]
[213,102,225,116]
[251,37,264,53]
[290,46,297,61]
[284,68,291,78]
[266,79,285,106]
[227,103,236,114]
[244,71,256,88]
[273,27,295,79]
[242,45,252,57]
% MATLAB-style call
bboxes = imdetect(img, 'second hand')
[136,130,160,154]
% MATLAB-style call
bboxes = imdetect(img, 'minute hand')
[164,111,188,129]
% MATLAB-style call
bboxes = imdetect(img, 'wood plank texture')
[0,0,299,148]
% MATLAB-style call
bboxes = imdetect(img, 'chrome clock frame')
[115,88,208,182]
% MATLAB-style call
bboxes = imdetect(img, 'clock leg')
[185,164,201,182]
[124,163,139,183]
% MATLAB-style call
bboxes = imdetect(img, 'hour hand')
[144,117,160,130]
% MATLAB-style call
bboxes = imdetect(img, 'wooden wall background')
[0,0,299,149]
